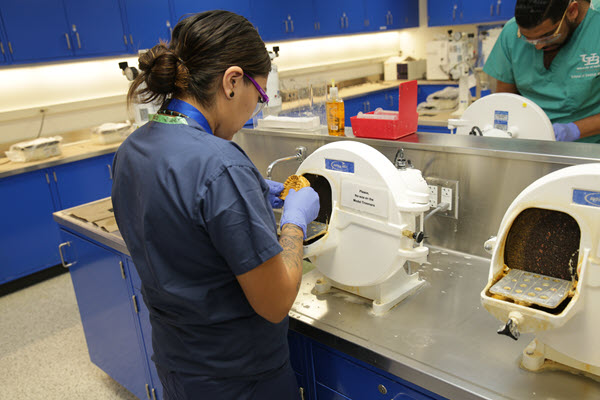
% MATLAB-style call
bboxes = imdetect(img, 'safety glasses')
[517,0,572,46]
[244,73,269,118]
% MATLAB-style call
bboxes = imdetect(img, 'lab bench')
[0,139,119,284]
[52,196,600,400]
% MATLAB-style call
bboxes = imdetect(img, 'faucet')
[266,146,307,180]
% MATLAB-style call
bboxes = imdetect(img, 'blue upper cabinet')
[123,0,173,52]
[461,0,515,24]
[313,0,364,36]
[0,0,127,63]
[0,0,72,62]
[0,11,8,64]
[364,0,419,31]
[63,0,128,57]
[172,0,252,22]
[250,1,316,41]
[428,0,515,26]
[427,0,461,27]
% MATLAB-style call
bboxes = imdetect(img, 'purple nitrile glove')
[265,179,284,209]
[553,122,580,142]
[280,187,320,239]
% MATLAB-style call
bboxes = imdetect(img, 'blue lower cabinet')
[312,344,441,400]
[316,383,351,400]
[126,258,163,399]
[59,230,149,400]
[0,169,62,284]
[53,153,115,210]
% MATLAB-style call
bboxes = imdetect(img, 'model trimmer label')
[325,159,354,173]
[341,181,388,218]
[573,189,600,207]
[494,110,509,131]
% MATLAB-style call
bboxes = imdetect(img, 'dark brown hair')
[127,10,271,110]
[515,0,587,28]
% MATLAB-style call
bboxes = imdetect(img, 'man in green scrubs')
[484,0,600,142]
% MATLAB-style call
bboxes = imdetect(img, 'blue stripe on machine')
[573,189,600,207]
[325,159,355,173]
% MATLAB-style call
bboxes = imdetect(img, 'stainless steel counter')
[53,200,600,400]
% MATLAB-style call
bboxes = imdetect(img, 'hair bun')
[138,43,188,95]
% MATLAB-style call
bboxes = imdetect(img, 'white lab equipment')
[263,46,282,116]
[119,61,160,128]
[481,163,600,379]
[294,141,430,315]
[448,93,555,140]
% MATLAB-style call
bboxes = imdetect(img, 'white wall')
[0,0,480,147]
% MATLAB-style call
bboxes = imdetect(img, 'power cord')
[36,108,47,139]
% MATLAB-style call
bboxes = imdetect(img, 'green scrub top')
[484,8,600,143]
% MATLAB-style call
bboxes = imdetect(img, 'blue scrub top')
[111,110,287,378]
[483,8,600,143]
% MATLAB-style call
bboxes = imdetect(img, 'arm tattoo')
[280,224,304,292]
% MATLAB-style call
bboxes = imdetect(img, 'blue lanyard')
[167,98,213,135]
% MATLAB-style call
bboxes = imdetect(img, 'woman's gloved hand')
[265,179,284,209]
[553,122,580,142]
[280,187,320,239]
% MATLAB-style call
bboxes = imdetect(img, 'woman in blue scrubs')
[484,0,600,142]
[111,10,320,400]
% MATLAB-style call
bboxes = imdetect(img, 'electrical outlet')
[428,185,438,208]
[441,187,453,211]
[424,177,459,219]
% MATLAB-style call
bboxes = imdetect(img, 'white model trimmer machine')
[295,141,431,315]
[481,163,600,378]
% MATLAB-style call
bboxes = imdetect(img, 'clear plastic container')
[5,136,63,162]
[90,122,132,145]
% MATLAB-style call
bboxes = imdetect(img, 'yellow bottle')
[326,80,345,136]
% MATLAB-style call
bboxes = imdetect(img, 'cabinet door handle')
[290,19,294,33]
[317,22,320,31]
[58,242,74,268]
[299,387,305,400]
[76,32,81,49]
[8,42,12,54]
[119,261,126,279]
[53,171,58,182]
[453,4,458,20]
[0,41,4,55]
[145,384,151,399]
[366,100,370,112]
[345,15,349,28]
[284,20,289,33]
[107,164,113,180]
[123,35,127,45]
[130,34,134,45]
[45,172,50,184]
[151,388,157,400]
[132,295,139,313]
[166,20,172,35]
[490,3,494,16]
[497,0,502,15]
[65,33,71,50]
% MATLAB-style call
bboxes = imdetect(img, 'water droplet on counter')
[464,255,472,259]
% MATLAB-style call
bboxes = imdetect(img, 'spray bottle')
[326,80,345,136]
